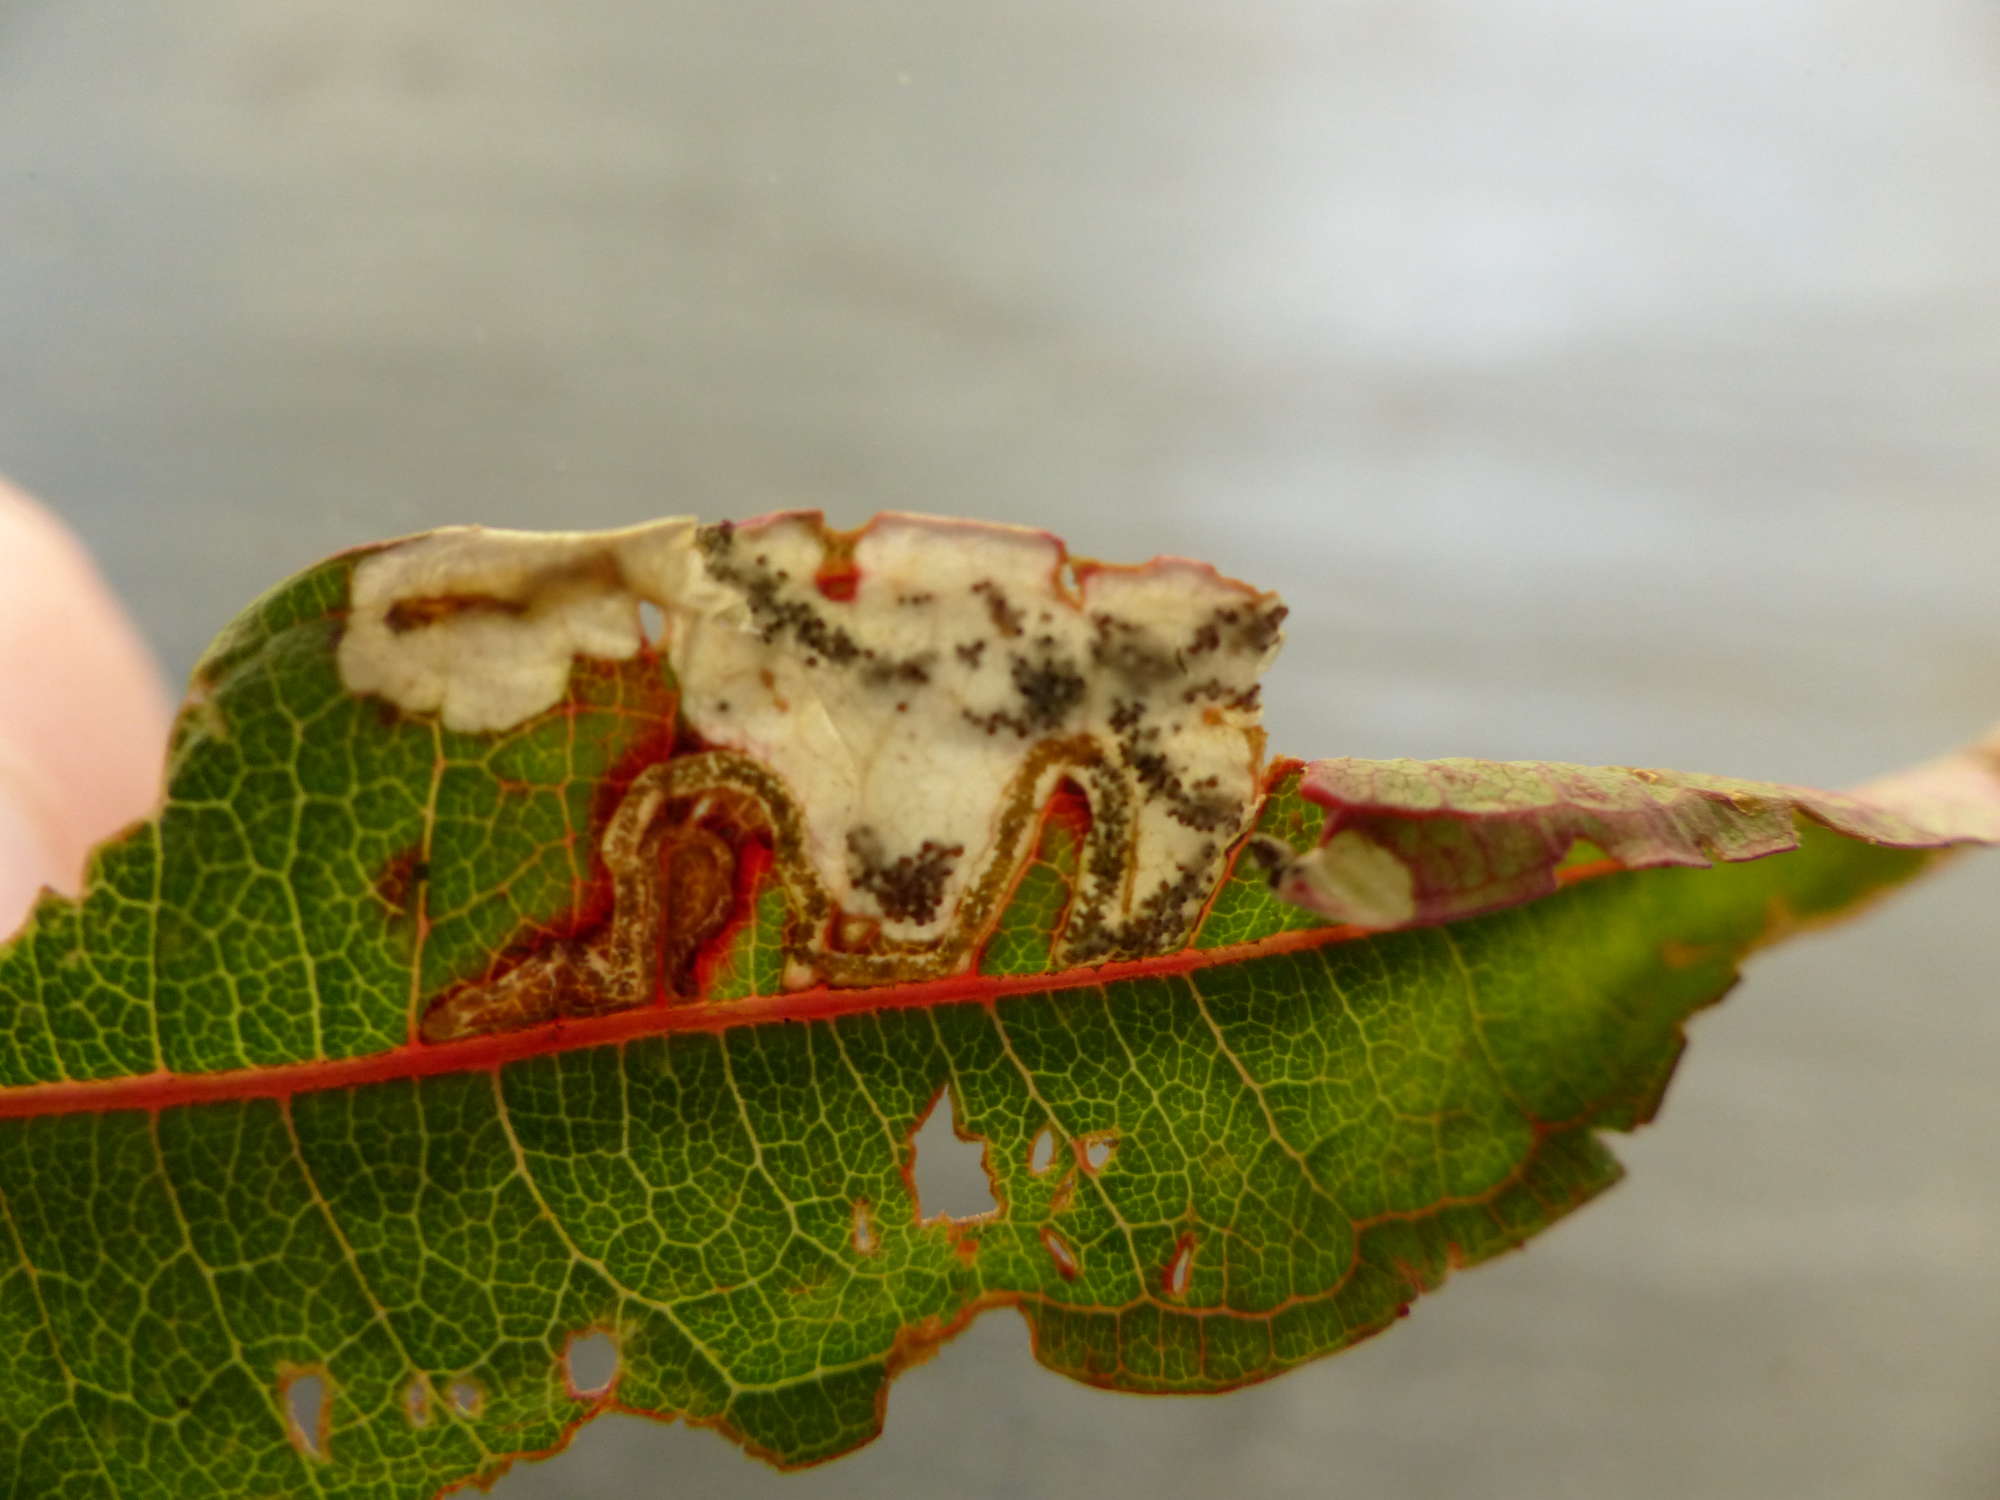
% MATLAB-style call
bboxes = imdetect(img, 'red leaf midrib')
[0,921,1363,1120]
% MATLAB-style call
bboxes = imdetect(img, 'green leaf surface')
[0,513,1993,1498]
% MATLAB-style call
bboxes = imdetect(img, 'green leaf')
[0,512,1993,1497]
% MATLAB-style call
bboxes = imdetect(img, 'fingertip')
[0,480,174,922]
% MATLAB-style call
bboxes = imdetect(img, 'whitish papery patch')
[337,511,1286,988]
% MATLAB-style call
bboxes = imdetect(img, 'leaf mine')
[378,513,1287,1038]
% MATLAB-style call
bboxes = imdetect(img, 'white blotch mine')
[1275,828,1418,929]
[336,522,698,734]
[340,511,1285,966]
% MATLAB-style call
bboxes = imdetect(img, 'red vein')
[0,922,1368,1120]
[0,827,1634,1121]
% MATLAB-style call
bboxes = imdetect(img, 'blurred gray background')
[5,2,1999,1496]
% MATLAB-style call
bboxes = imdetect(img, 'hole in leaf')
[909,1091,995,1221]
[279,1368,330,1460]
[402,1378,430,1427]
[1078,1133,1116,1173]
[1040,1226,1079,1281]
[564,1331,619,1400]
[1027,1128,1058,1175]
[852,1199,879,1254]
[448,1379,483,1418]
[1162,1234,1195,1297]
[638,600,666,645]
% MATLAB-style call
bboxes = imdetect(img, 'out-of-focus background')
[4,3,1998,1496]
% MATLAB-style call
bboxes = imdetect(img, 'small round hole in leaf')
[565,1331,619,1400]
[1027,1128,1057,1175]
[1079,1133,1115,1173]
[279,1368,330,1460]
